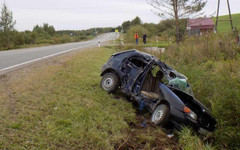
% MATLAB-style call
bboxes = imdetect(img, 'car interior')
[140,66,165,100]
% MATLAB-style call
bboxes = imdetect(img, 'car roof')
[113,49,156,62]
[111,49,187,80]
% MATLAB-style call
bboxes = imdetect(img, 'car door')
[120,57,146,93]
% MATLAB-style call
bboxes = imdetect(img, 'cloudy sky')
[1,0,239,31]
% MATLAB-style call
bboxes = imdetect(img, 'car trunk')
[169,87,217,131]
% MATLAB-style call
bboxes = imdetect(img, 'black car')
[100,50,217,134]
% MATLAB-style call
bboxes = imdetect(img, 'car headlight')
[183,106,198,120]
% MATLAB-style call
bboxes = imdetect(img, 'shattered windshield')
[168,77,194,96]
[156,60,194,96]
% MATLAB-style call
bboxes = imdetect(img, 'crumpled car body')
[100,50,217,134]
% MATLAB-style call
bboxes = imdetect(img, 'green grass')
[213,13,240,33]
[0,47,179,149]
[178,127,215,150]
[0,48,136,149]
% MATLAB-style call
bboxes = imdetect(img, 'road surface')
[0,32,118,74]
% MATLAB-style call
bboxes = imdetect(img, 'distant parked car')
[100,50,217,134]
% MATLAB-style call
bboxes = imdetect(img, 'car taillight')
[183,106,191,113]
[183,106,198,120]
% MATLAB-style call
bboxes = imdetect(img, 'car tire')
[100,72,119,93]
[151,104,169,125]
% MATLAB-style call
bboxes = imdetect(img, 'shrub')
[163,33,238,64]
[13,32,25,46]
[36,39,53,44]
[52,35,73,44]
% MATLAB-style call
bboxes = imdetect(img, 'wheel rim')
[103,77,114,89]
[152,108,164,123]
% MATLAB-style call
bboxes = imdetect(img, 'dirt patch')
[115,119,180,150]
[112,94,180,149]
[113,105,180,150]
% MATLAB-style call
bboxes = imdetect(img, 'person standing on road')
[135,32,139,45]
[143,33,147,44]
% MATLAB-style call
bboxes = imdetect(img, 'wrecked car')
[100,50,217,134]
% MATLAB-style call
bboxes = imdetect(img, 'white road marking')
[0,33,116,73]
[0,42,96,72]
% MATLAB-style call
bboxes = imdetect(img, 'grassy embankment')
[213,13,240,33]
[1,32,239,149]
[0,47,179,149]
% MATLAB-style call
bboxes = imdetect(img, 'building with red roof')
[187,18,215,35]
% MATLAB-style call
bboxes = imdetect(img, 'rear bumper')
[170,112,214,134]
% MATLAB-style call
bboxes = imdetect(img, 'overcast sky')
[1,0,239,31]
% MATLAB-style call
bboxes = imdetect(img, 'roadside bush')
[0,31,15,50]
[13,32,25,46]
[53,35,73,44]
[74,35,88,42]
[164,33,238,64]
[24,31,37,44]
[36,39,54,44]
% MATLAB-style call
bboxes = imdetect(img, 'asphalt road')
[0,32,118,74]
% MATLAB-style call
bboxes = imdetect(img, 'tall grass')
[163,33,239,64]
[178,127,215,150]
[156,33,240,149]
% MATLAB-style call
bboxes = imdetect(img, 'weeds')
[178,127,215,150]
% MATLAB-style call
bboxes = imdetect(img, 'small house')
[187,18,215,35]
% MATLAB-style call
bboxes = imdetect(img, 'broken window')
[129,57,147,69]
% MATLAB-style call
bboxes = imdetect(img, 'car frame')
[100,50,217,134]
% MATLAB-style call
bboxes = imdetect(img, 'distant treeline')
[0,3,121,50]
[57,27,117,37]
[0,23,118,50]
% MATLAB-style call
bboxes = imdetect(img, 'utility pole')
[226,0,233,30]
[215,0,234,32]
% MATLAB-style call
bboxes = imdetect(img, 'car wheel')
[151,104,169,125]
[100,72,119,93]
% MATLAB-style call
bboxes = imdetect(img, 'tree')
[0,3,16,32]
[43,23,55,36]
[149,0,207,43]
[122,21,131,32]
[0,3,16,49]
[132,16,142,25]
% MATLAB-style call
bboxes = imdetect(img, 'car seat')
[141,70,164,100]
